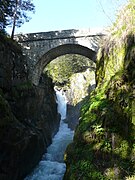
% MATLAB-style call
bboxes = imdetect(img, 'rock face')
[64,2,135,179]
[65,69,95,130]
[0,35,60,179]
[0,35,28,90]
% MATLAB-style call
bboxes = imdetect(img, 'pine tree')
[0,0,35,38]
[0,0,12,30]
[9,0,35,39]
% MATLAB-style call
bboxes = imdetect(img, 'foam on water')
[25,89,74,180]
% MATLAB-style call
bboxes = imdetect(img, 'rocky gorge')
[0,34,60,179]
[0,33,95,179]
[0,1,135,179]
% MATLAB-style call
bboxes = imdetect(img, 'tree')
[0,0,35,38]
[9,0,35,39]
[0,0,6,29]
[0,0,13,30]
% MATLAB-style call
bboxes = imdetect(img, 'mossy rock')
[64,2,135,178]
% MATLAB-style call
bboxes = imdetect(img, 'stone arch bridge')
[16,29,105,85]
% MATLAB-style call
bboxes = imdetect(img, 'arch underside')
[32,44,96,85]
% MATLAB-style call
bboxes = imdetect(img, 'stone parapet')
[15,29,105,85]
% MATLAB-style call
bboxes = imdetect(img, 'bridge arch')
[32,44,96,85]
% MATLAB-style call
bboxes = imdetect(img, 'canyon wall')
[0,34,60,179]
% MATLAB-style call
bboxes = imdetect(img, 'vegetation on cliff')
[44,54,96,130]
[64,1,135,179]
[44,54,95,86]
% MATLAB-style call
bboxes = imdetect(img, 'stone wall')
[15,29,104,85]
[16,28,102,66]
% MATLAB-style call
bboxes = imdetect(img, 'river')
[25,89,74,180]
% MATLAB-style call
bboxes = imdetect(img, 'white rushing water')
[25,89,74,180]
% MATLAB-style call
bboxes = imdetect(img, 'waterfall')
[25,89,74,180]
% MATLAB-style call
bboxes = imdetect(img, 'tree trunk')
[11,17,16,39]
[11,0,18,39]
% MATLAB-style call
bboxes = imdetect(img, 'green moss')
[132,100,135,125]
[114,140,129,159]
[64,1,135,179]
[67,160,106,180]
[104,167,120,180]
[65,80,134,178]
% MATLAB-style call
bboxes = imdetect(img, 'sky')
[6,0,128,35]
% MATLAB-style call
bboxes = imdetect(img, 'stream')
[25,89,74,180]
